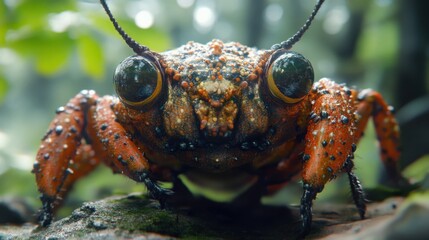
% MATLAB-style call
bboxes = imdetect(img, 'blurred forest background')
[0,0,428,220]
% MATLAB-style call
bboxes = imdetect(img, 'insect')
[33,0,404,235]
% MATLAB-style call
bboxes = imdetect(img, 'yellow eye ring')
[266,51,314,104]
[114,55,163,109]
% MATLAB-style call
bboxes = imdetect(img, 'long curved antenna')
[271,0,325,50]
[100,0,149,55]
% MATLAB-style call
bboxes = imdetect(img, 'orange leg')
[87,96,173,202]
[298,79,403,235]
[34,91,171,226]
[300,80,359,234]
[354,89,404,184]
[34,90,101,226]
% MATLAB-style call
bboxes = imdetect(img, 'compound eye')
[114,55,162,108]
[267,51,314,103]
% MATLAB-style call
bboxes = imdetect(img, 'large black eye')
[267,51,314,103]
[114,55,162,108]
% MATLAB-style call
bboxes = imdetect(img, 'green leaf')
[36,35,71,75]
[0,75,9,103]
[77,34,104,80]
[403,155,429,183]
[0,1,6,46]
[14,0,76,30]
[356,2,399,65]
[8,31,73,75]
[357,22,398,65]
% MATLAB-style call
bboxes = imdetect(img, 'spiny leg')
[300,79,360,235]
[355,89,405,185]
[88,97,173,204]
[343,157,366,219]
[38,144,100,225]
[300,184,318,236]
[34,90,101,226]
[348,171,366,219]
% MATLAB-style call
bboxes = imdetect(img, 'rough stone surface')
[0,194,428,239]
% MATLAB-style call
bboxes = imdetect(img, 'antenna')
[271,0,325,50]
[100,0,149,55]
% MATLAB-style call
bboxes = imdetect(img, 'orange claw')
[302,79,358,188]
[87,96,152,181]
[34,90,100,225]
[299,79,403,234]
[301,79,402,188]
[33,90,172,226]
[34,91,97,198]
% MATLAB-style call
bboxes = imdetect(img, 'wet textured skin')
[33,0,405,236]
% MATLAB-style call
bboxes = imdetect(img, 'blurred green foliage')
[0,0,170,81]
[0,75,8,103]
[403,155,429,183]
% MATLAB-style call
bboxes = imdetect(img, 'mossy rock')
[1,193,429,239]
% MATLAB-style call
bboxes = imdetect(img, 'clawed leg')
[355,89,406,186]
[300,80,359,234]
[37,144,100,226]
[89,96,173,205]
[300,184,318,236]
[34,91,172,226]
[343,157,366,219]
[300,169,366,236]
[34,91,101,226]
[298,80,405,235]
[348,171,366,219]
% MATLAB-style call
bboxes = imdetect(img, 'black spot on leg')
[320,111,329,119]
[69,126,78,134]
[56,106,66,114]
[321,140,327,147]
[65,168,74,175]
[32,161,40,173]
[114,133,120,140]
[344,87,352,95]
[100,123,108,130]
[117,155,127,166]
[42,129,53,141]
[309,111,321,123]
[321,89,330,95]
[303,154,311,162]
[351,143,357,152]
[340,115,349,124]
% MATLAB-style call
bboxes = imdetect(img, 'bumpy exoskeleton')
[33,0,405,235]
